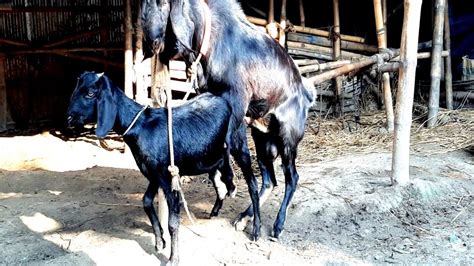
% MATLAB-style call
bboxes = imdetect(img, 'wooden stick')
[392,0,423,186]
[427,0,446,128]
[124,0,134,99]
[0,38,29,47]
[444,1,453,110]
[287,48,334,61]
[379,51,449,72]
[294,59,320,66]
[333,0,344,117]
[279,0,287,46]
[0,57,6,132]
[268,0,274,23]
[291,24,366,43]
[309,51,394,85]
[287,41,367,60]
[299,0,305,27]
[374,0,394,132]
[54,52,123,68]
[299,60,351,74]
[0,47,122,56]
[245,16,365,43]
[288,33,378,53]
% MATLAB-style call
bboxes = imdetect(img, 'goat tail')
[301,77,317,106]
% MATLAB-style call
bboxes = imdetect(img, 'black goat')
[66,72,260,264]
[142,0,316,240]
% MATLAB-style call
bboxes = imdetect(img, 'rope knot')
[168,165,181,191]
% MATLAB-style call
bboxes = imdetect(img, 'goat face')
[67,72,102,128]
[141,0,170,54]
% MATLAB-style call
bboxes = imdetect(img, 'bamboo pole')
[134,2,147,104]
[246,16,366,43]
[379,51,450,72]
[124,0,134,99]
[100,0,109,71]
[427,0,446,128]
[309,51,394,85]
[374,0,394,132]
[0,57,6,132]
[444,1,453,110]
[299,0,305,27]
[392,0,423,186]
[299,60,351,74]
[266,0,278,39]
[288,33,378,53]
[279,0,287,46]
[287,41,368,60]
[287,48,334,61]
[333,0,344,117]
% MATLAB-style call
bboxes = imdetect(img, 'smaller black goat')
[66,72,260,264]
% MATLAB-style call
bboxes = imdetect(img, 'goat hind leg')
[143,182,165,250]
[234,128,278,230]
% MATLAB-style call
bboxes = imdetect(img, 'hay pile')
[298,109,474,163]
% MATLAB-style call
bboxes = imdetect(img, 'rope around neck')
[123,105,148,136]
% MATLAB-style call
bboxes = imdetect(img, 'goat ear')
[95,76,117,138]
[170,0,195,50]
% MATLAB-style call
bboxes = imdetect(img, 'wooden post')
[124,0,134,98]
[299,0,305,27]
[100,0,109,71]
[0,57,6,132]
[279,0,287,46]
[266,0,278,38]
[374,0,394,132]
[427,0,446,128]
[134,2,147,104]
[333,0,343,117]
[444,1,453,110]
[392,0,423,186]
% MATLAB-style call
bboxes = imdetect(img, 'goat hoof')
[209,211,219,218]
[272,228,283,239]
[227,187,237,198]
[233,216,249,231]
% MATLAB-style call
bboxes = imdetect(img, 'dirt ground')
[0,112,473,265]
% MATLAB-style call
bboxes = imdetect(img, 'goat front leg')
[143,182,165,250]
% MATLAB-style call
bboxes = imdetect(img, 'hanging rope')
[165,0,212,226]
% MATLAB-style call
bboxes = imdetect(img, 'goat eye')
[86,91,95,98]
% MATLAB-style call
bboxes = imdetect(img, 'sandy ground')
[0,125,473,265]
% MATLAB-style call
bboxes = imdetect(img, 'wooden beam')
[124,0,134,99]
[246,16,366,43]
[287,41,368,60]
[299,60,351,74]
[392,0,423,186]
[54,52,123,68]
[0,57,6,132]
[299,0,305,27]
[427,0,446,128]
[0,6,123,13]
[134,2,147,104]
[0,38,29,47]
[379,50,449,72]
[287,32,378,53]
[1,48,122,56]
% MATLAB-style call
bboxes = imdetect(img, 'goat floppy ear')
[170,0,195,51]
[95,75,117,138]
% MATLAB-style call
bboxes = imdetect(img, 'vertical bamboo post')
[266,0,278,39]
[427,0,446,128]
[279,0,287,46]
[382,0,388,27]
[100,0,109,71]
[444,1,453,110]
[0,57,7,132]
[392,0,423,186]
[374,0,395,132]
[333,0,343,117]
[124,0,134,99]
[134,2,147,104]
[299,0,305,27]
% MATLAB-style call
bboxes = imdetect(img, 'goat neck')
[110,85,147,137]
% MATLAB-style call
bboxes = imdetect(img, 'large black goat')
[66,72,260,264]
[142,0,316,239]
